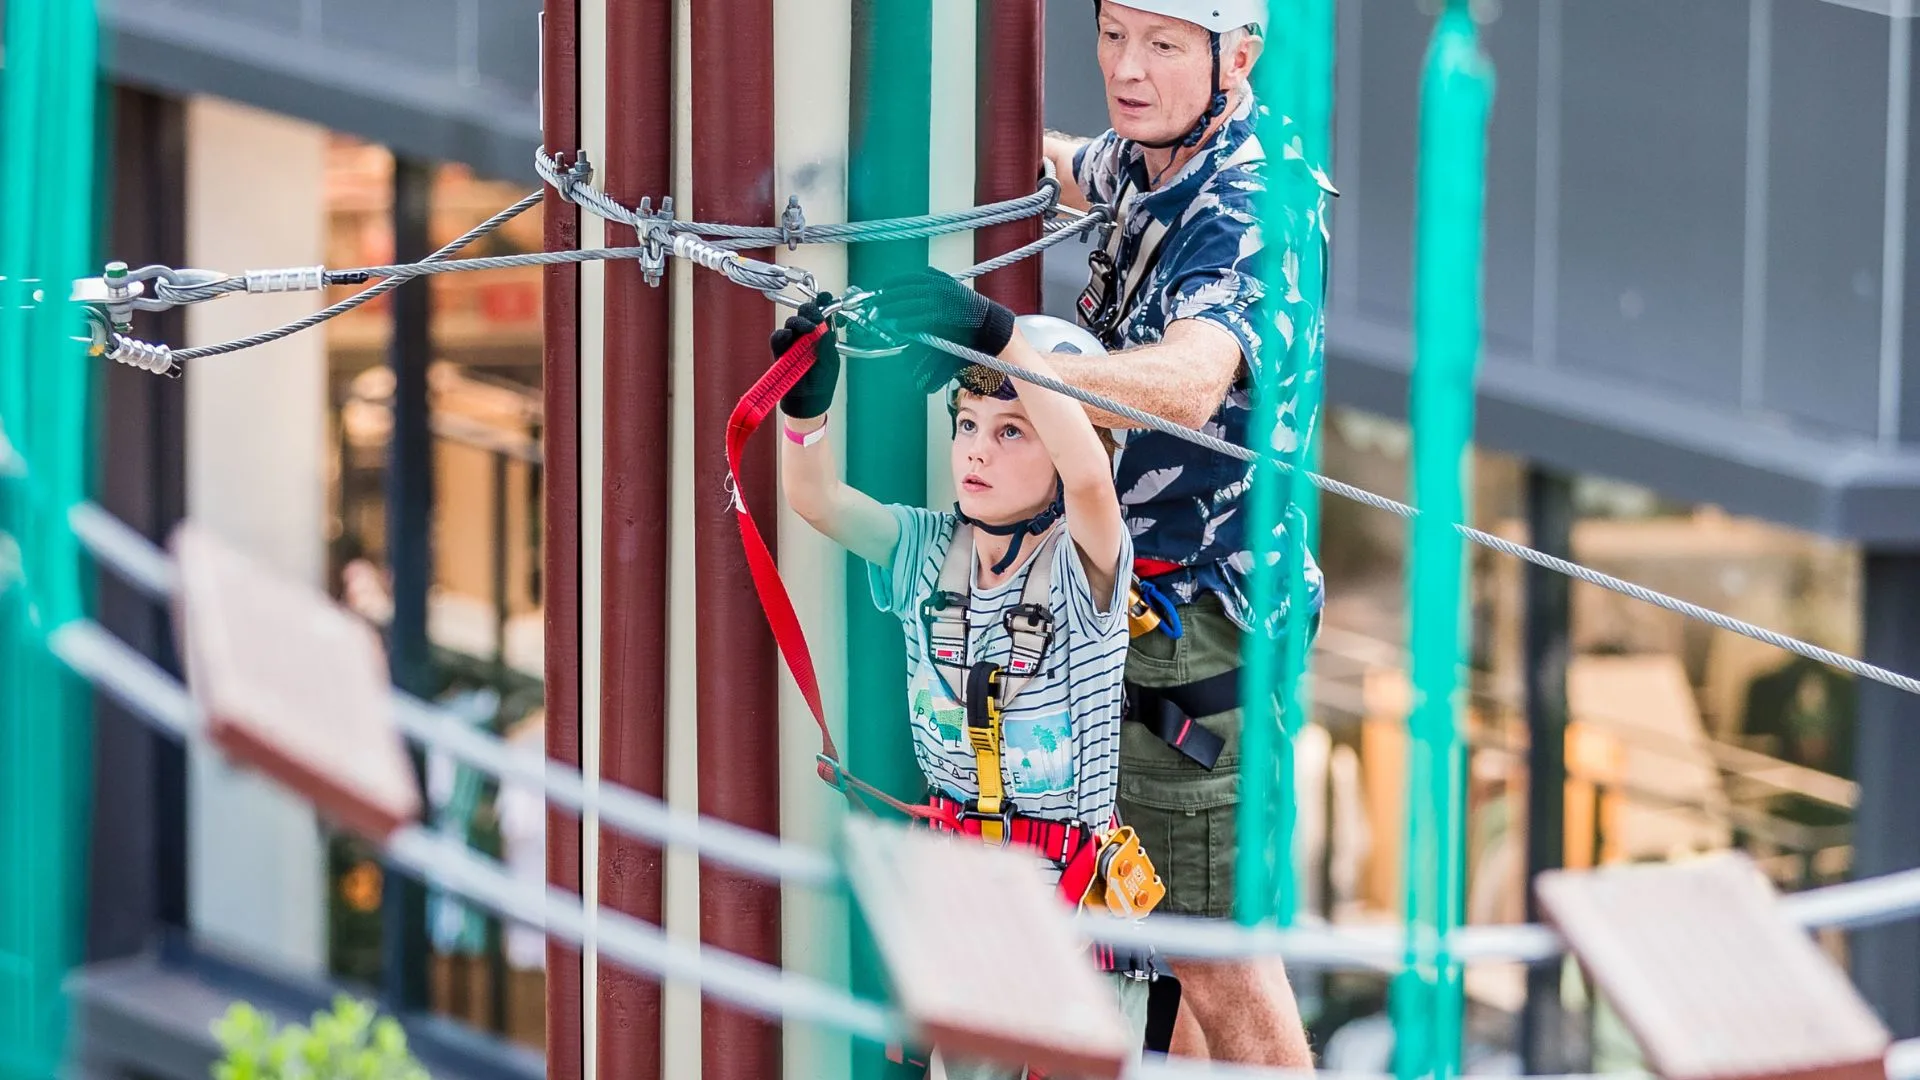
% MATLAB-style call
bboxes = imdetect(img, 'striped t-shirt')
[867,504,1132,828]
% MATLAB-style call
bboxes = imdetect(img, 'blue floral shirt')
[1072,91,1334,633]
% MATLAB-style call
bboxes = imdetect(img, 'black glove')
[770,292,838,419]
[869,267,1017,392]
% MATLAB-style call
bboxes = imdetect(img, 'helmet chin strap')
[955,481,1066,575]
[1134,30,1229,154]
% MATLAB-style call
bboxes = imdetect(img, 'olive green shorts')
[1116,594,1313,920]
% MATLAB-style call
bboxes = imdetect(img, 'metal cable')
[533,145,1059,249]
[159,191,542,364]
[332,236,801,295]
[956,207,1109,280]
[918,333,1920,699]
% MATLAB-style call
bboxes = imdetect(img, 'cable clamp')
[637,196,676,287]
[537,147,595,204]
[107,335,178,378]
[243,266,325,295]
[780,196,807,250]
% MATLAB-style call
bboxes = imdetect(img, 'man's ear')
[1227,34,1263,90]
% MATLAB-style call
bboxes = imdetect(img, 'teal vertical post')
[846,1,930,1075]
[1237,0,1336,927]
[0,0,100,1076]
[1393,4,1493,1079]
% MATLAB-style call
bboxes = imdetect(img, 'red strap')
[726,327,835,775]
[725,328,943,824]
[1134,556,1184,579]
[924,796,1099,905]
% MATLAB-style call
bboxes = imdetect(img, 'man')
[1037,0,1335,1066]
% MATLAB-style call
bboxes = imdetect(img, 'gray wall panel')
[1340,4,1537,353]
[174,0,302,34]
[476,0,543,100]
[1350,2,1423,331]
[321,0,461,74]
[1479,0,1542,358]
[1763,0,1887,438]
[1556,1,1747,406]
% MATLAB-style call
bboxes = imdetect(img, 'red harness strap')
[1134,556,1184,580]
[923,795,1102,907]
[725,327,948,823]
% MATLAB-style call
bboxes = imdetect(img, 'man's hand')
[868,268,1016,393]
[771,292,838,419]
[1044,132,1092,211]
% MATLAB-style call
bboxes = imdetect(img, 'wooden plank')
[1537,853,1888,1080]
[169,522,420,841]
[841,817,1134,1079]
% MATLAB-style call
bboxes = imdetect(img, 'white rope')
[60,509,1920,964]
[45,618,893,1043]
[1130,1038,1920,1080]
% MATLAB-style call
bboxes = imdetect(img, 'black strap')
[1124,668,1239,770]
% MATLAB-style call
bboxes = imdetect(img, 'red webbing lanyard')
[724,326,949,825]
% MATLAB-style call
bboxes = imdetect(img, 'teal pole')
[0,0,100,1075]
[846,1,931,1075]
[1236,0,1336,928]
[1393,4,1493,1079]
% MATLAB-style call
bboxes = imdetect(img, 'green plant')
[211,995,429,1080]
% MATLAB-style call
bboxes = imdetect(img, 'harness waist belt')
[924,794,1093,865]
[1124,667,1239,770]
[923,794,1102,911]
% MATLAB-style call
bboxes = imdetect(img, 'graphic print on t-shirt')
[912,680,966,746]
[1004,711,1076,798]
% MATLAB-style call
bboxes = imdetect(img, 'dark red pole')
[690,1,783,1078]
[599,2,672,1078]
[975,0,1046,311]
[540,1,584,1078]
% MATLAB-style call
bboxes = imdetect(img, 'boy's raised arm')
[993,334,1125,601]
[773,305,899,567]
[863,268,1127,602]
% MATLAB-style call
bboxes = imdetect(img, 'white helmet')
[1015,314,1108,357]
[1096,0,1266,34]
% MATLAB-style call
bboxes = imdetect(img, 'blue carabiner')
[1137,579,1184,639]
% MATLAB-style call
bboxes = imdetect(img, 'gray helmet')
[1015,313,1109,357]
[1094,0,1266,34]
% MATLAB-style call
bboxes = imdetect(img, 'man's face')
[1097,3,1220,145]
[950,393,1057,528]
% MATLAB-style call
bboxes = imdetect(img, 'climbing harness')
[923,523,1062,701]
[1077,136,1263,337]
[732,331,1168,926]
[1125,670,1237,771]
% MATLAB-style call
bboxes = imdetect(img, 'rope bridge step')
[171,523,422,842]
[842,816,1136,1079]
[1538,853,1889,1080]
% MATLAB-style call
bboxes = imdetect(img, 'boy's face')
[951,392,1057,526]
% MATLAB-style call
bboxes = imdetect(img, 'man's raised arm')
[1045,318,1242,432]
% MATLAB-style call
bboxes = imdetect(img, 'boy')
[773,268,1147,1078]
